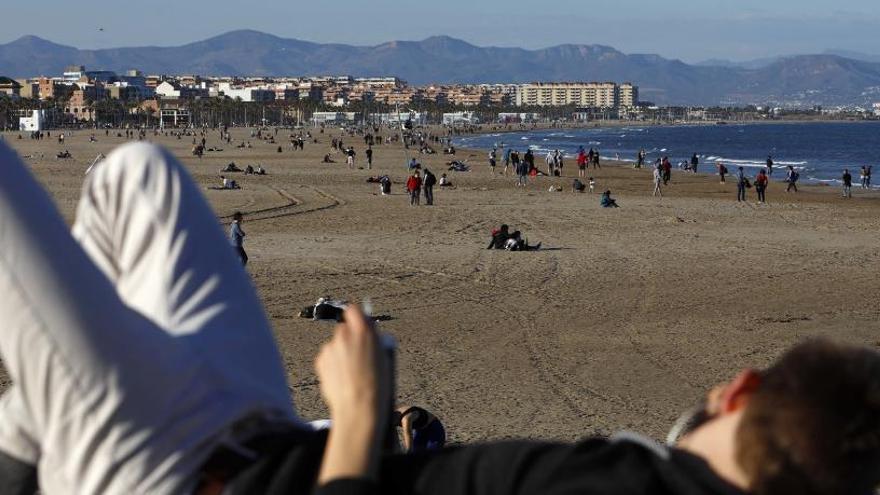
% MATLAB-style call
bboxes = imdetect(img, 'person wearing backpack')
[785,166,799,193]
[422,168,437,206]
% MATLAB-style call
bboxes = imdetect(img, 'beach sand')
[2,126,879,445]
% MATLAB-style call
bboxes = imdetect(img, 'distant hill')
[823,49,880,64]
[694,57,781,70]
[2,30,880,106]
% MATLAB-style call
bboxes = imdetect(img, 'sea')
[454,121,880,184]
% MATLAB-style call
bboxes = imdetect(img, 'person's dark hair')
[233,212,243,221]
[736,339,880,495]
[500,224,509,232]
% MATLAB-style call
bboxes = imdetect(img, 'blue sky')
[3,0,879,62]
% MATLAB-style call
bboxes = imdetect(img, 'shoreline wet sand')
[2,126,879,444]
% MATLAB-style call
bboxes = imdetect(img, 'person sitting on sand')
[394,406,446,453]
[438,174,451,187]
[572,178,586,193]
[601,190,620,208]
[255,165,267,175]
[504,231,541,251]
[323,154,335,163]
[487,224,511,249]
[379,176,392,195]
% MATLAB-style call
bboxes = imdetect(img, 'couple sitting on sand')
[486,224,541,251]
[0,140,877,495]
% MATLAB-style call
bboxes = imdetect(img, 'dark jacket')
[487,231,510,249]
[226,430,748,495]
[423,171,437,187]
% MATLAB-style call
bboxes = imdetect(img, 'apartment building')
[0,77,21,97]
[619,83,638,108]
[515,82,636,108]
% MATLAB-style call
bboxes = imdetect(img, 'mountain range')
[2,30,880,107]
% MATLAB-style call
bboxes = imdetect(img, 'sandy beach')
[2,125,879,445]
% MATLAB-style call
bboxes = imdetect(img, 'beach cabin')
[442,112,480,125]
[19,110,46,132]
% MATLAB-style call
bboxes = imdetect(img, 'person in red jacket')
[577,150,587,178]
[754,169,769,203]
[406,171,422,206]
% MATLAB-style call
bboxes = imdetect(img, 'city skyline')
[3,0,880,63]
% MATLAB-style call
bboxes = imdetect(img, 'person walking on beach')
[717,162,728,183]
[230,211,248,266]
[866,165,872,188]
[524,148,535,175]
[636,149,645,168]
[652,165,663,197]
[592,149,601,169]
[407,171,422,206]
[766,155,774,176]
[860,166,869,189]
[842,169,853,198]
[502,148,511,175]
[423,168,436,206]
[545,151,555,176]
[488,148,497,175]
[786,165,799,193]
[365,146,373,170]
[346,147,356,169]
[755,169,769,204]
[513,154,529,187]
[690,153,699,174]
[510,150,521,179]
[736,167,749,202]
[661,157,672,185]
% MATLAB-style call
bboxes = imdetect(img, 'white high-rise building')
[514,82,638,108]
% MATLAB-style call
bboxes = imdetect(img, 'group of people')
[652,157,675,197]
[576,147,601,175]
[1,138,880,495]
[405,168,438,206]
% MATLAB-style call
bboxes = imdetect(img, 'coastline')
[452,121,880,190]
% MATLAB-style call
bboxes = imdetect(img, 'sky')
[3,0,879,62]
